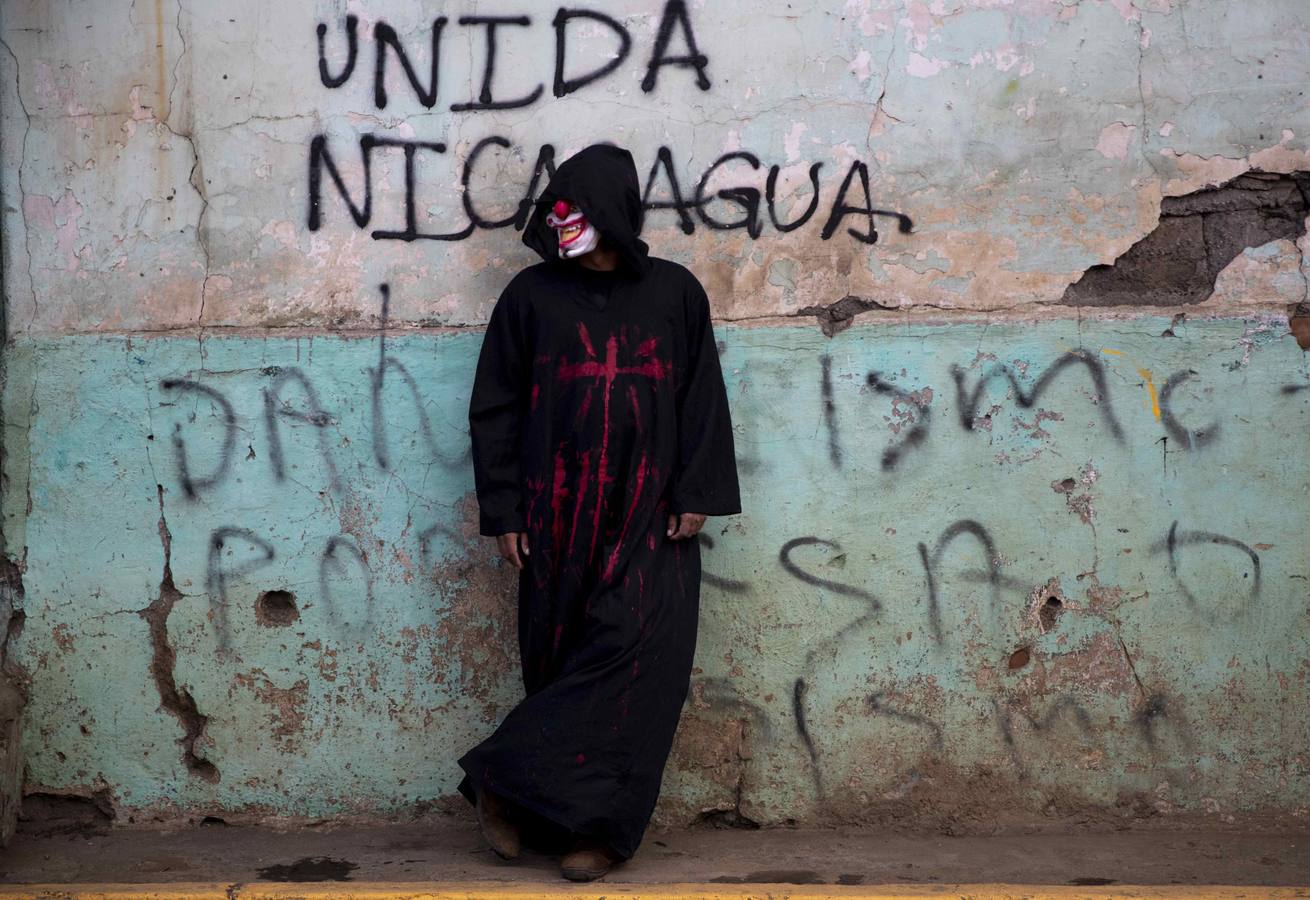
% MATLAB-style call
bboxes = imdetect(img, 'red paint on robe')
[604,454,649,581]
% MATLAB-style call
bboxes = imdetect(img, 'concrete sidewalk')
[0,814,1307,896]
[0,886,1308,899]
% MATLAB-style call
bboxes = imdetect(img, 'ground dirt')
[0,814,1306,886]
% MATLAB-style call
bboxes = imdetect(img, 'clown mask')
[546,199,599,259]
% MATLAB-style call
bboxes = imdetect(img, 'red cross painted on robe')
[552,322,670,573]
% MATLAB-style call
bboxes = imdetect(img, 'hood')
[523,143,652,277]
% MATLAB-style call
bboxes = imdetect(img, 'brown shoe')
[475,787,520,860]
[560,840,621,882]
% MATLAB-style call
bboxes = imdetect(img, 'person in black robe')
[459,143,741,881]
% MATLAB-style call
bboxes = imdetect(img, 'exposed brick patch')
[1060,171,1310,307]
[795,295,895,336]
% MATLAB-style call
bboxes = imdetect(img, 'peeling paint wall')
[2,0,1309,828]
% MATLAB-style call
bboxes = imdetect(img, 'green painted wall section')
[8,316,1309,824]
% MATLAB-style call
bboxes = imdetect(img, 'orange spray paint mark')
[1137,368,1161,419]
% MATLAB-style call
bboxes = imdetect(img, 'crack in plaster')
[1113,631,1149,704]
[166,0,185,124]
[17,291,1301,343]
[1293,234,1310,311]
[0,37,38,331]
[136,479,220,784]
[140,381,220,783]
[1134,12,1165,182]
[696,744,760,831]
[155,1,213,330]
[869,0,903,141]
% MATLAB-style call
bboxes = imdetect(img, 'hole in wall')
[255,590,299,627]
[1038,596,1063,631]
[1291,312,1310,350]
[1008,647,1032,670]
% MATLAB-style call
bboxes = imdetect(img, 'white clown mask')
[546,199,600,259]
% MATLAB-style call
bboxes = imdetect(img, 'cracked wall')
[2,0,1309,829]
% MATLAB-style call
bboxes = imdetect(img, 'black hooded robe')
[458,145,741,859]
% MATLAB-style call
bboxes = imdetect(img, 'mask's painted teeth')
[558,220,587,246]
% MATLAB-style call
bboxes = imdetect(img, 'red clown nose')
[552,200,572,220]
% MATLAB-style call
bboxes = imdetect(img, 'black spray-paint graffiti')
[779,537,879,604]
[161,379,237,499]
[1158,370,1220,451]
[307,135,914,247]
[866,371,932,471]
[818,353,1140,476]
[320,534,376,628]
[370,284,472,471]
[791,678,820,794]
[764,512,1258,790]
[781,536,881,795]
[820,367,932,471]
[306,7,912,245]
[819,356,841,467]
[811,351,1306,477]
[185,442,1248,781]
[161,290,468,503]
[418,523,464,575]
[1155,520,1261,608]
[263,367,342,492]
[205,527,384,645]
[309,0,913,247]
[316,1,711,110]
[308,4,863,244]
[917,519,1001,645]
[950,352,1125,442]
[157,311,1281,789]
[154,287,474,643]
[995,696,1097,780]
[206,527,276,652]
[646,149,912,242]
[695,516,1260,637]
[696,534,750,594]
[866,692,944,753]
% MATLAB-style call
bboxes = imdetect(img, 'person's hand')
[666,513,706,541]
[496,532,530,569]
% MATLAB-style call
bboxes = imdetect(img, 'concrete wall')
[1,0,1308,828]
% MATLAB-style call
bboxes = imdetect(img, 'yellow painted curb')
[0,885,1305,900]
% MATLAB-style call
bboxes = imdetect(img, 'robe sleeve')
[670,276,742,517]
[468,282,529,536]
